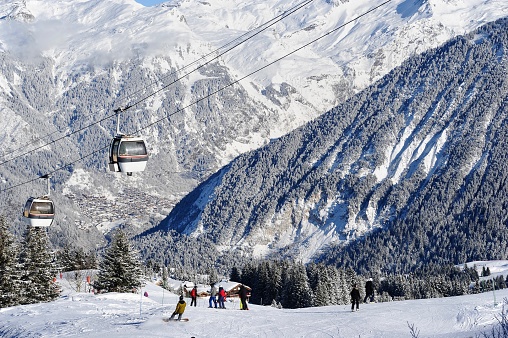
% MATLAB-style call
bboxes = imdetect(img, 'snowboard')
[163,318,189,322]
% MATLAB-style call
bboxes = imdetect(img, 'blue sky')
[135,0,166,6]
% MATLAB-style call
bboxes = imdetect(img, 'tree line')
[0,215,145,308]
[229,260,508,309]
[0,217,60,307]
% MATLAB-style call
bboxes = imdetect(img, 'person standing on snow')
[190,285,198,307]
[218,286,227,309]
[239,284,249,310]
[169,295,187,320]
[350,284,361,312]
[209,283,218,308]
[364,279,374,303]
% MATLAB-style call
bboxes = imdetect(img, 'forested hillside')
[2,0,506,253]
[139,17,508,274]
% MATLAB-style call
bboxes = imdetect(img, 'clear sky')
[135,0,166,6]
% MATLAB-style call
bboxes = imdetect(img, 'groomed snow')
[1,263,507,337]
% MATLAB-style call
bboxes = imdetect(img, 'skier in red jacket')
[218,286,227,309]
[190,285,198,307]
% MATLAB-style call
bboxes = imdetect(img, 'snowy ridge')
[2,0,507,137]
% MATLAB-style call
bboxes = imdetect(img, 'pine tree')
[230,266,241,282]
[207,267,219,286]
[336,268,350,304]
[161,266,169,290]
[265,261,282,306]
[0,217,20,308]
[18,226,60,304]
[57,246,97,272]
[95,229,144,293]
[282,262,312,309]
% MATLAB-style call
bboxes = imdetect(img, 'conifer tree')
[95,229,144,293]
[282,262,312,309]
[230,266,241,283]
[18,226,60,304]
[207,267,219,286]
[337,268,350,304]
[161,266,169,290]
[0,217,20,308]
[315,266,334,307]
[57,246,97,272]
[264,261,282,305]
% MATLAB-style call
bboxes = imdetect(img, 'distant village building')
[182,281,251,299]
[218,281,252,298]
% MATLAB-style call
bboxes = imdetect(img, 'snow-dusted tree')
[57,245,97,272]
[18,226,60,304]
[161,266,169,290]
[0,216,20,308]
[336,268,350,304]
[282,262,312,309]
[207,267,219,286]
[95,229,144,293]
[313,266,333,307]
[262,261,282,306]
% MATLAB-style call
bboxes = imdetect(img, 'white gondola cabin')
[23,196,55,227]
[108,135,149,176]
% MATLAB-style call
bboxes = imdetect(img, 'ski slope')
[0,268,507,337]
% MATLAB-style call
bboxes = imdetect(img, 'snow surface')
[1,262,508,337]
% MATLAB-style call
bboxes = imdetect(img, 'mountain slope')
[1,0,507,248]
[146,17,508,272]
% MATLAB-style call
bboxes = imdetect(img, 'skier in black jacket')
[350,284,361,312]
[364,279,374,303]
[239,284,249,310]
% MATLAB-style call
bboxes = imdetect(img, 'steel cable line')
[2,144,111,193]
[125,0,394,138]
[0,0,314,165]
[0,0,392,194]
[115,0,314,107]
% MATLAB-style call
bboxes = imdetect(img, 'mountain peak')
[0,0,34,22]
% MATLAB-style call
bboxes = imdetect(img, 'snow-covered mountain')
[0,0,507,249]
[147,17,508,270]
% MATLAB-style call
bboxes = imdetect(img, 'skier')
[238,284,249,310]
[209,283,218,308]
[190,285,198,307]
[169,295,187,321]
[363,279,374,303]
[218,285,227,309]
[350,284,361,312]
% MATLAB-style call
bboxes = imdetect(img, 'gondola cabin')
[23,196,55,227]
[108,135,149,176]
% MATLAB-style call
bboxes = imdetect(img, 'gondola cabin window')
[119,140,147,157]
[30,200,55,215]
